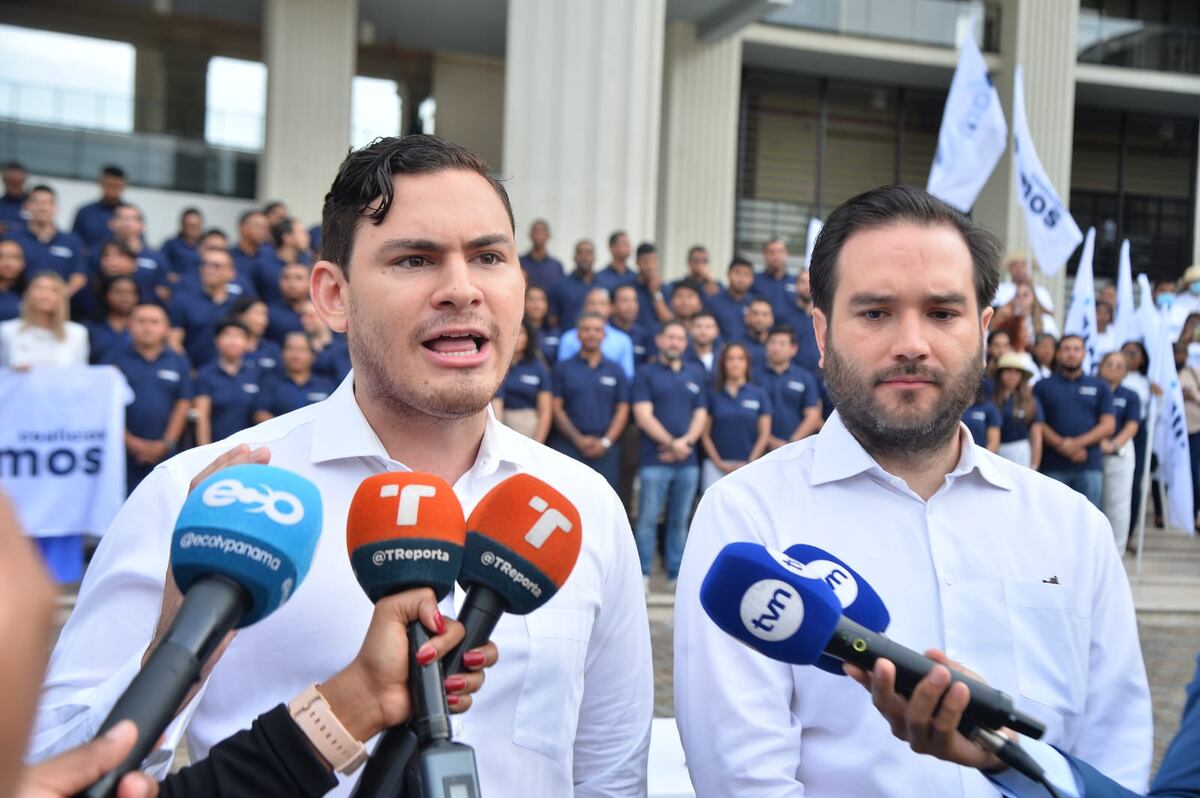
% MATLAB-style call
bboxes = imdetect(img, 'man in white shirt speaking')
[30,135,653,797]
[674,184,1151,797]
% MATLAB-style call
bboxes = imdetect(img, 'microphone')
[443,473,583,676]
[782,544,890,675]
[700,542,1046,740]
[346,472,478,798]
[82,465,322,798]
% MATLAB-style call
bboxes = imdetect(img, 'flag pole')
[1133,394,1157,576]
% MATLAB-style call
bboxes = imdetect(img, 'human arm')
[790,406,823,442]
[986,426,1001,453]
[192,396,212,447]
[168,329,186,355]
[604,402,629,445]
[552,397,596,454]
[1030,424,1043,470]
[533,390,553,443]
[748,413,772,462]
[139,399,190,465]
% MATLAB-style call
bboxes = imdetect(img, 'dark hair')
[767,323,797,345]
[29,184,55,198]
[636,242,656,258]
[1123,341,1149,375]
[517,319,545,365]
[321,135,513,277]
[180,207,202,222]
[99,239,135,260]
[101,165,126,179]
[728,256,753,272]
[200,227,228,244]
[215,319,251,338]
[1057,334,1085,352]
[671,282,701,299]
[612,283,638,300]
[716,342,752,389]
[263,200,286,215]
[530,218,549,231]
[239,209,264,226]
[282,329,314,352]
[1034,332,1057,347]
[687,245,708,260]
[608,231,627,248]
[230,294,267,317]
[809,185,1001,319]
[692,310,718,325]
[271,218,295,248]
[99,274,138,317]
[658,319,687,337]
[2,161,25,172]
[748,297,773,310]
[576,311,606,327]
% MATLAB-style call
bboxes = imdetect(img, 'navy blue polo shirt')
[246,338,282,375]
[708,290,751,341]
[962,401,1002,447]
[0,289,19,322]
[707,382,772,461]
[535,326,560,363]
[683,342,722,380]
[10,228,86,280]
[257,372,335,417]
[315,335,351,382]
[196,360,263,442]
[633,281,660,332]
[132,248,169,302]
[72,200,119,250]
[780,306,822,374]
[520,252,565,293]
[230,244,271,295]
[752,271,797,318]
[755,363,820,441]
[740,337,767,374]
[168,289,237,368]
[612,321,656,365]
[266,302,303,343]
[552,354,630,436]
[595,265,637,297]
[499,359,552,410]
[254,248,310,306]
[550,272,597,330]
[999,395,1044,443]
[161,236,200,281]
[632,361,706,467]
[86,320,131,365]
[1034,373,1115,471]
[0,193,27,231]
[108,347,194,440]
[1112,385,1141,432]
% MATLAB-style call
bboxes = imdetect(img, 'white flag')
[927,30,1007,212]
[1012,66,1083,277]
[1149,307,1195,534]
[805,217,823,265]
[1113,239,1139,349]
[1064,227,1098,373]
[1137,273,1160,354]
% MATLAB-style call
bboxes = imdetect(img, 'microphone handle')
[825,616,1046,740]
[79,577,248,798]
[408,621,451,743]
[443,587,506,677]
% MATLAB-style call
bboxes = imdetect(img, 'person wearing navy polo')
[0,160,28,233]
[302,300,351,382]
[683,311,722,379]
[753,237,797,318]
[780,268,822,374]
[755,325,822,451]
[611,284,655,366]
[230,210,272,295]
[86,275,136,364]
[962,383,1001,451]
[633,242,673,331]
[708,257,755,342]
[667,245,722,307]
[160,207,203,283]
[95,205,170,306]
[993,351,1044,468]
[169,248,237,368]
[108,303,193,495]
[550,312,630,489]
[519,219,564,293]
[595,230,637,296]
[194,320,263,445]
[1099,351,1141,551]
[0,239,26,322]
[10,185,87,299]
[740,298,773,372]
[71,165,125,251]
[492,320,553,442]
[701,342,772,489]
[631,320,708,587]
[556,287,636,379]
[265,262,310,343]
[255,217,312,304]
[550,239,598,330]
[230,295,282,376]
[1034,334,1116,508]
[254,331,335,421]
[523,284,560,362]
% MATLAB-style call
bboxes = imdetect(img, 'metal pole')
[1134,395,1157,576]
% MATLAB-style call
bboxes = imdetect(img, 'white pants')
[702,459,745,491]
[1102,440,1136,552]
[997,439,1032,468]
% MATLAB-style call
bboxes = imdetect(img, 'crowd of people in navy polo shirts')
[0,159,1191,586]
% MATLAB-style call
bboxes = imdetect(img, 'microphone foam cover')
[784,544,890,675]
[700,542,843,666]
[172,464,322,627]
[346,472,466,602]
[459,474,583,614]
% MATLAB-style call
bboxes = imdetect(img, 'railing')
[1077,10,1200,75]
[762,0,1002,52]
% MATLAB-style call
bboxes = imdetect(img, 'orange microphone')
[444,473,583,675]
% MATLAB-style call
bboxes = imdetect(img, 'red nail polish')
[447,695,460,706]
[433,610,445,636]
[444,676,466,692]
[463,650,485,668]
[416,644,437,666]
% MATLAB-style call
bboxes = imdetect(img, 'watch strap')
[288,683,369,774]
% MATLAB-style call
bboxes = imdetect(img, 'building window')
[205,57,267,151]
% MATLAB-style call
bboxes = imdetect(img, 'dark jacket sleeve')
[157,705,339,798]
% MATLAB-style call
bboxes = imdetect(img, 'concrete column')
[656,21,742,283]
[503,0,666,259]
[260,0,357,225]
[973,0,1080,316]
[431,53,506,171]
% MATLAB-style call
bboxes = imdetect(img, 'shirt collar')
[310,372,520,479]
[811,411,1014,492]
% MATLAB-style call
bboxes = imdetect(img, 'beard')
[347,303,510,422]
[823,330,983,461]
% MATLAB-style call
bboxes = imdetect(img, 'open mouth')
[422,330,490,360]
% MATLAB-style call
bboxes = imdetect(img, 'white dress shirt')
[31,374,653,797]
[0,318,88,368]
[674,411,1151,798]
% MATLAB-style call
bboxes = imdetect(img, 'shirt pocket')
[1003,580,1089,722]
[513,607,595,760]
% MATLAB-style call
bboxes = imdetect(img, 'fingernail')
[930,666,949,686]
[447,694,460,706]
[463,650,485,668]
[433,609,445,636]
[416,644,437,666]
[103,722,127,741]
[444,676,466,692]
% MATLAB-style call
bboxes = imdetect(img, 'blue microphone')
[700,542,1046,740]
[783,544,890,675]
[81,464,323,798]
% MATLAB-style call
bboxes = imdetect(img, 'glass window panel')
[823,81,898,215]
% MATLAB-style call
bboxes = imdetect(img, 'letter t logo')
[524,495,574,548]
[381,483,437,527]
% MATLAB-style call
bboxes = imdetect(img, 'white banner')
[0,366,131,537]
[926,30,1007,212]
[1136,273,1160,354]
[1064,227,1098,373]
[1113,239,1139,350]
[1012,66,1083,277]
[1148,310,1195,534]
[805,217,823,266]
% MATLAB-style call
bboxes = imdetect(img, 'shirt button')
[943,575,953,586]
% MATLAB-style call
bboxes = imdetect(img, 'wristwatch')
[288,684,369,774]
[600,436,613,450]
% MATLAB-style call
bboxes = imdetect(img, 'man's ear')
[813,307,828,370]
[311,260,348,334]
